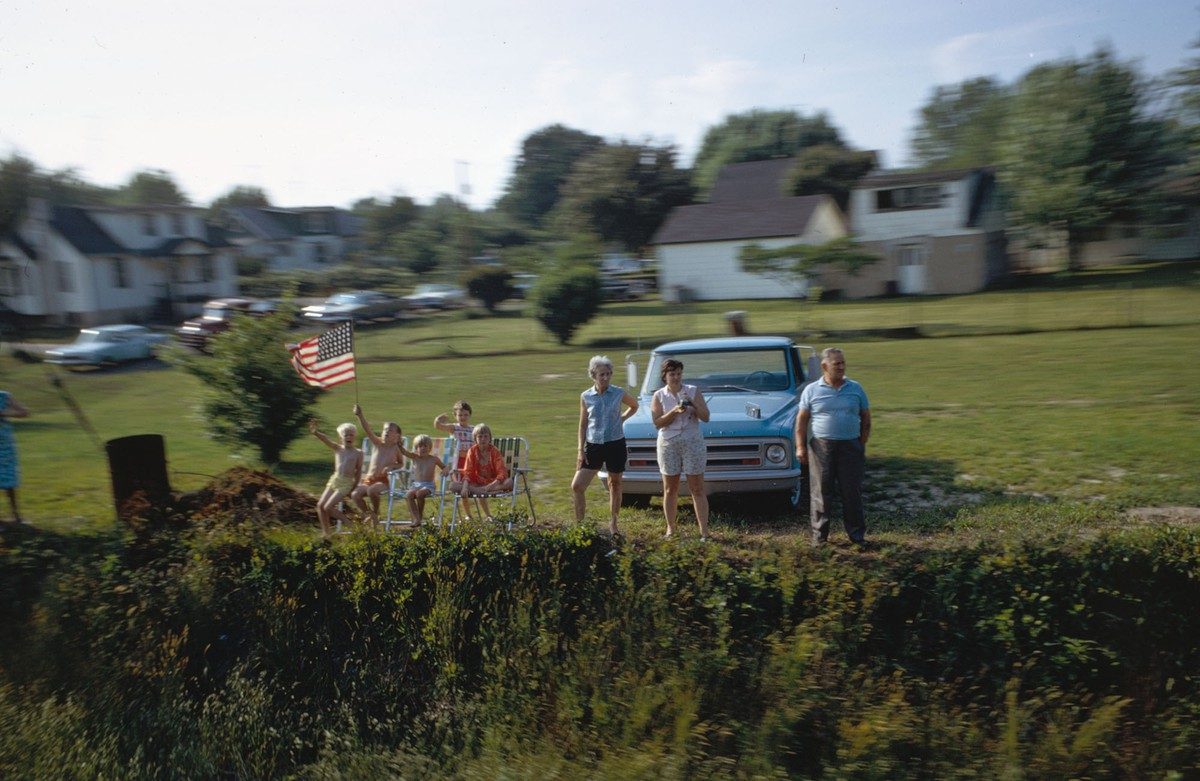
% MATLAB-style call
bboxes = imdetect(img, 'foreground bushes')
[0,518,1197,778]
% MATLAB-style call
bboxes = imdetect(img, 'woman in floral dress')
[0,390,30,523]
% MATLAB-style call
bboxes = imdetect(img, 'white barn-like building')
[651,159,847,301]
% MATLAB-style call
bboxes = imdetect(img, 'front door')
[897,244,927,294]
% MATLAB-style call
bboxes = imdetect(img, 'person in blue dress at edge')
[571,355,639,539]
[795,348,872,548]
[0,390,31,524]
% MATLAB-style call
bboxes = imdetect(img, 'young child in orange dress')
[458,423,513,522]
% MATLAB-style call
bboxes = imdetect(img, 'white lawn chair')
[383,436,457,531]
[450,436,536,530]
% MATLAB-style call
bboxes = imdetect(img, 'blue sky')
[1,0,1196,209]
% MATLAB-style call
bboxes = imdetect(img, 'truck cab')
[605,336,818,509]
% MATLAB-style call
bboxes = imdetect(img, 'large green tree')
[175,304,319,465]
[550,142,694,252]
[208,185,271,220]
[0,154,37,236]
[498,124,604,228]
[910,77,1011,169]
[116,169,190,205]
[353,195,420,252]
[691,109,845,197]
[785,145,878,209]
[998,48,1171,268]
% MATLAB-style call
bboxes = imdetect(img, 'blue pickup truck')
[605,336,819,509]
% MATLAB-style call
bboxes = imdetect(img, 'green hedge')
[0,519,1197,778]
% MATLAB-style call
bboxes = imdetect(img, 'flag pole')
[351,319,360,404]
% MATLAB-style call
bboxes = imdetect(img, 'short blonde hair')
[336,422,356,438]
[413,434,432,449]
[588,355,614,378]
[472,423,492,440]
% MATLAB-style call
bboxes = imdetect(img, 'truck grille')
[625,438,788,472]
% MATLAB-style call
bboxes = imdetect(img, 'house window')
[170,261,183,284]
[898,244,926,266]
[57,262,75,292]
[144,214,158,236]
[172,213,185,235]
[112,258,130,288]
[199,255,214,282]
[314,243,327,264]
[876,185,942,211]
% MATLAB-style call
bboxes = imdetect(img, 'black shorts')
[583,438,627,473]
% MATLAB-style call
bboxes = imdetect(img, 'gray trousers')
[808,438,866,542]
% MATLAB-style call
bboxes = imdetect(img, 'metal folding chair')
[384,436,457,530]
[450,436,536,530]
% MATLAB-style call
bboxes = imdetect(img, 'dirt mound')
[179,467,316,526]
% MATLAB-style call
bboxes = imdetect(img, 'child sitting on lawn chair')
[350,403,404,525]
[402,434,450,526]
[457,423,513,523]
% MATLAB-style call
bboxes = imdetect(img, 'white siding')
[658,236,809,301]
[851,178,976,240]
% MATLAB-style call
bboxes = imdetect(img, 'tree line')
[4,43,1200,290]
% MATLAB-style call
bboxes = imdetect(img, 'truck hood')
[623,392,798,440]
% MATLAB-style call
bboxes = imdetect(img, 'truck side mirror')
[806,355,821,382]
[626,359,639,391]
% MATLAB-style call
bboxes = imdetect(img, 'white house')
[651,159,848,301]
[836,167,1009,297]
[0,200,238,325]
[222,206,364,271]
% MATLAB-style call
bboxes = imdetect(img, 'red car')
[176,297,278,352]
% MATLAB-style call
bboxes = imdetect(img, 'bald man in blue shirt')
[796,347,872,548]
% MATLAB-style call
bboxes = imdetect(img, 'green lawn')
[4,261,1198,538]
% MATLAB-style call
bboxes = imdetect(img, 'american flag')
[288,321,356,389]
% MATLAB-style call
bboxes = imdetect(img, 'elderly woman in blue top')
[571,355,639,537]
[795,348,872,548]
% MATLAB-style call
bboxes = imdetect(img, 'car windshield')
[327,293,363,305]
[202,308,231,318]
[645,349,792,394]
[74,331,102,344]
[413,285,446,295]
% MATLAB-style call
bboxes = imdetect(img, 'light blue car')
[44,324,169,368]
[606,336,819,509]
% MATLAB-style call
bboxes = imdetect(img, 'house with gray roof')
[651,159,847,301]
[0,200,237,325]
[222,206,364,271]
[836,167,1009,296]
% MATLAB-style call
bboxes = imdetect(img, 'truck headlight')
[765,444,787,464]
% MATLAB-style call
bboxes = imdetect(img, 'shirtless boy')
[310,419,363,538]
[350,403,404,525]
[401,434,449,525]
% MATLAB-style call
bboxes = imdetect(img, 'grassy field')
[3,260,1198,539]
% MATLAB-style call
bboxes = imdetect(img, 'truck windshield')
[645,349,792,394]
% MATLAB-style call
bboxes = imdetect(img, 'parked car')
[605,336,819,509]
[601,277,649,301]
[176,297,276,352]
[45,324,170,368]
[402,284,468,310]
[301,291,402,322]
[512,273,538,298]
